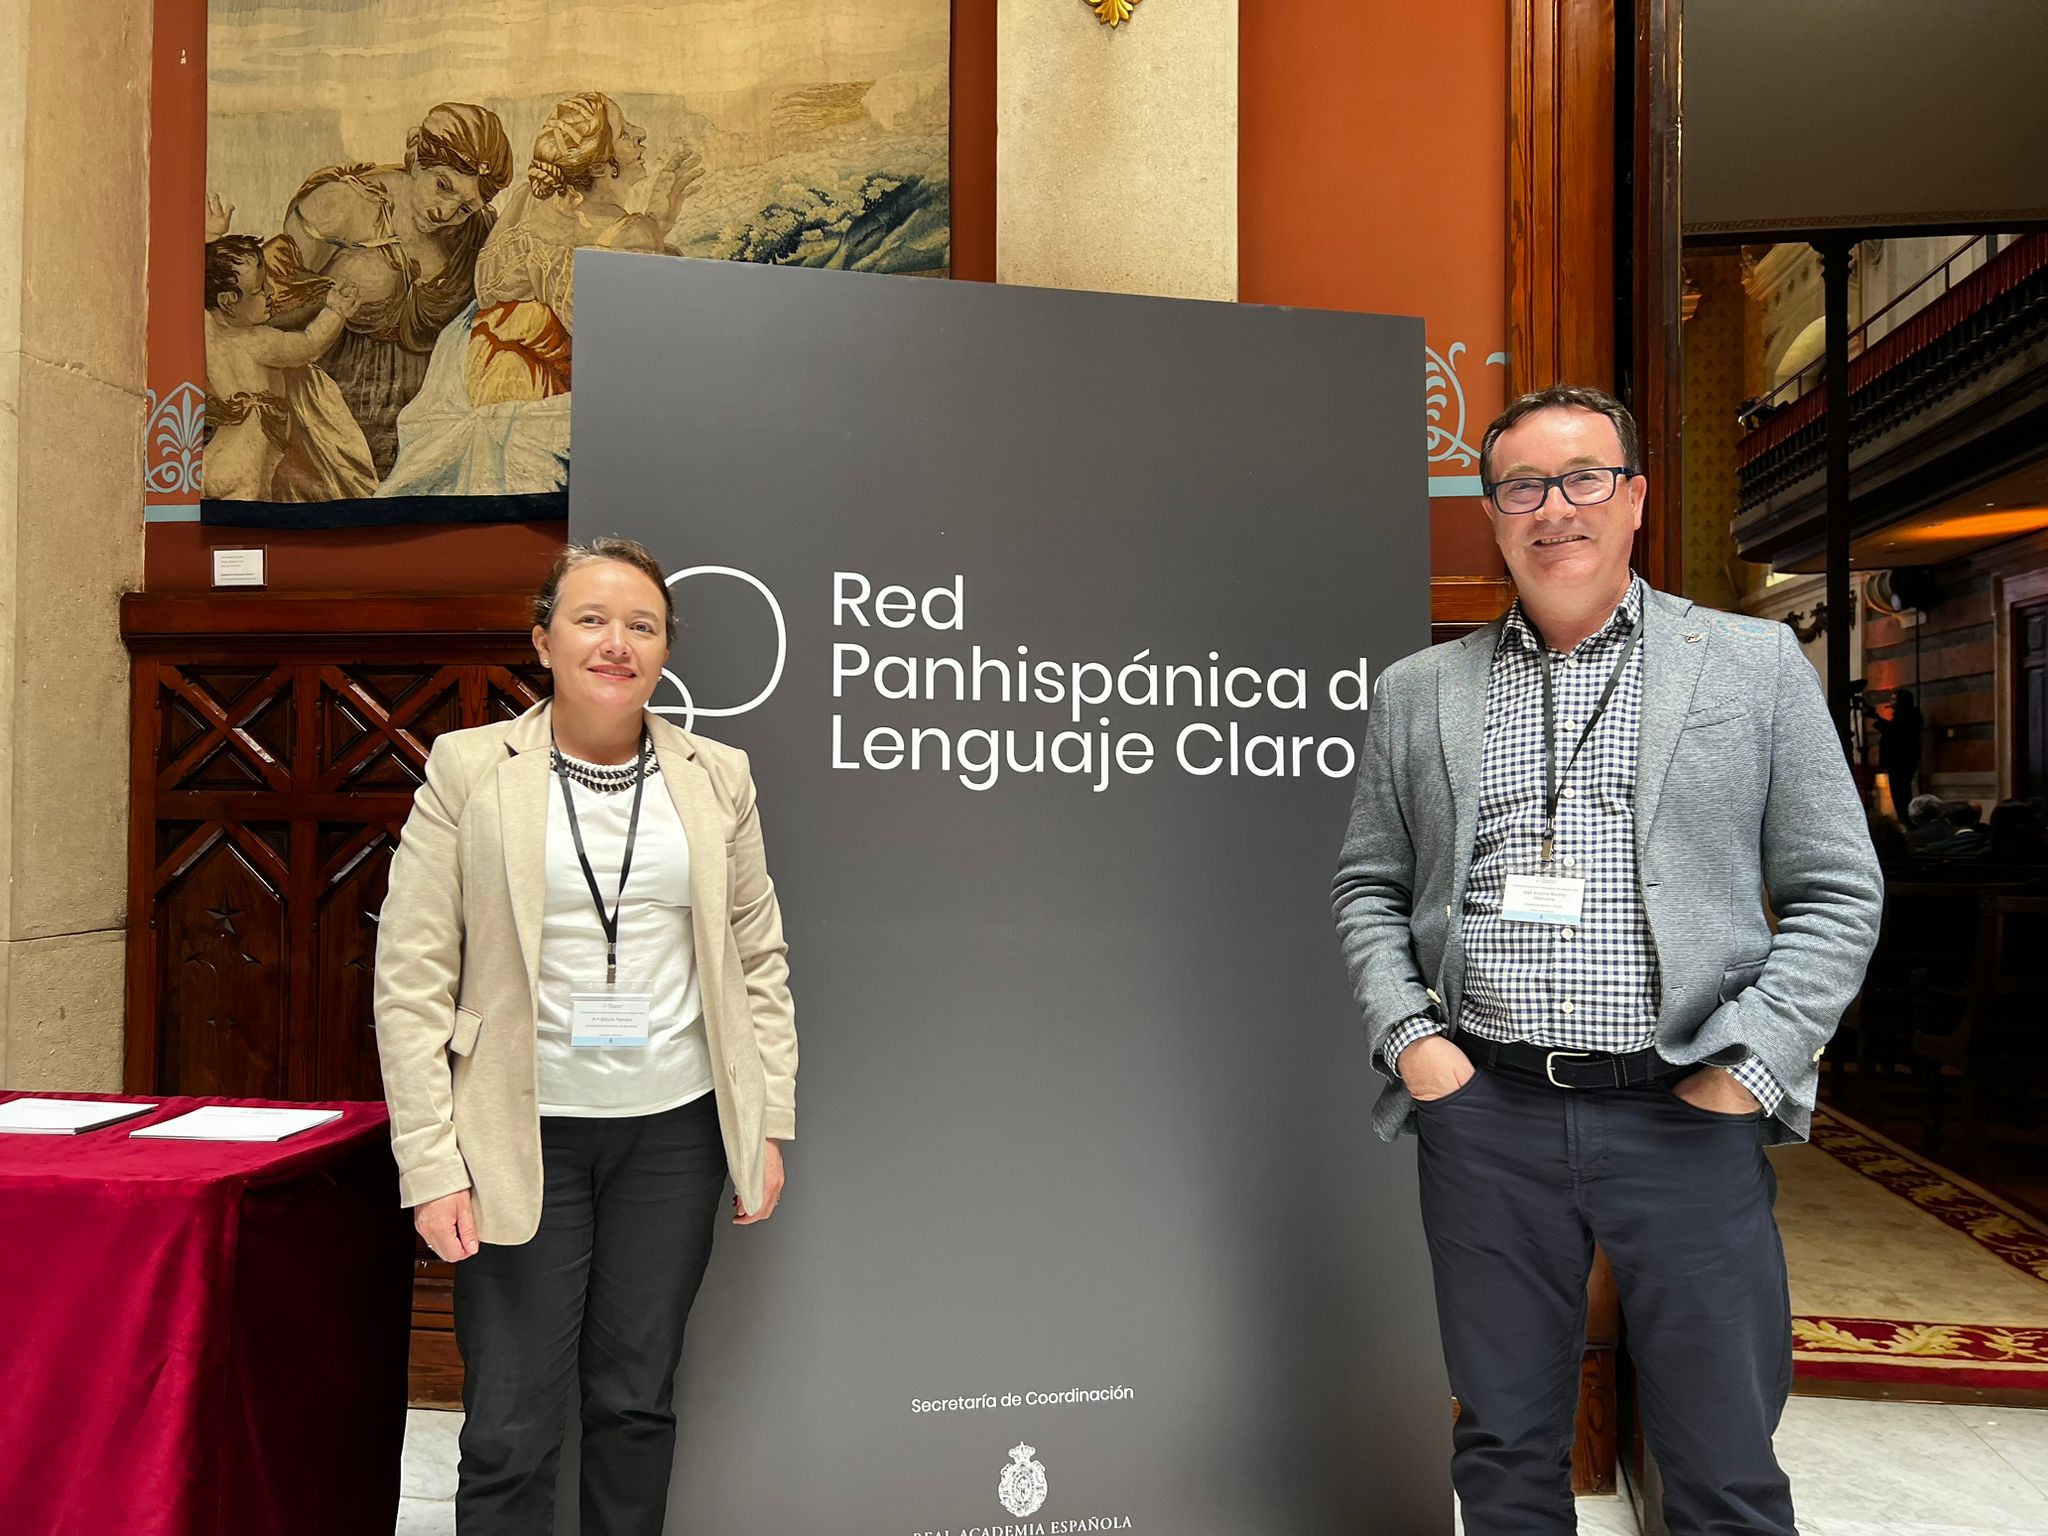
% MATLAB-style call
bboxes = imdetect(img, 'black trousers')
[1417,1063,1796,1536]
[454,1095,727,1536]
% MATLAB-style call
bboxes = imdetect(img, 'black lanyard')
[554,729,650,987]
[1537,615,1641,866]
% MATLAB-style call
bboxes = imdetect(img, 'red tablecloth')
[0,1094,414,1536]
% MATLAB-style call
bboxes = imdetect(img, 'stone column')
[0,0,152,1087]
[997,0,1238,300]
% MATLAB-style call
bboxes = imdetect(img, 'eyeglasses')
[1484,467,1632,516]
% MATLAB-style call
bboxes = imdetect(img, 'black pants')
[1417,1064,1796,1536]
[454,1095,727,1536]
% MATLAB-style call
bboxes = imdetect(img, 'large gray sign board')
[570,253,1447,1534]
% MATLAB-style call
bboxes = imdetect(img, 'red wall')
[1241,0,1508,579]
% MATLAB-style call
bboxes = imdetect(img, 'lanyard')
[1538,615,1641,866]
[554,729,650,986]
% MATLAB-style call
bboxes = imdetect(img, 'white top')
[535,755,711,1117]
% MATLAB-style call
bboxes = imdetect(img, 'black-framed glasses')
[1484,467,1632,515]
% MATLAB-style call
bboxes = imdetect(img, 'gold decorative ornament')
[1087,0,1142,27]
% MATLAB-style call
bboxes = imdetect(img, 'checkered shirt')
[1384,577,1781,1111]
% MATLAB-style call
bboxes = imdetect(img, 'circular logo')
[651,565,787,732]
[997,1443,1048,1519]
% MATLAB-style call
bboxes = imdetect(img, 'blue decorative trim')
[1428,476,1484,499]
[145,504,203,523]
[146,382,206,497]
[1426,343,1510,473]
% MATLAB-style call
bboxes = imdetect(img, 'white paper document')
[131,1106,343,1142]
[0,1098,160,1135]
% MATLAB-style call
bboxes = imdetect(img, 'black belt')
[1467,1037,1686,1090]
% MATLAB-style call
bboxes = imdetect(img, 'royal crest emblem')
[997,1442,1048,1518]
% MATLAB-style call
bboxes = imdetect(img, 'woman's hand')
[416,1188,481,1261]
[645,147,705,227]
[734,1139,785,1225]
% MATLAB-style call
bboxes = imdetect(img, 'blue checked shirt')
[1384,577,1782,1111]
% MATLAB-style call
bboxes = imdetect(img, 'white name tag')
[1501,872,1586,926]
[570,992,653,1048]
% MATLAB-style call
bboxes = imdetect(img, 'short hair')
[1905,793,1944,826]
[1480,385,1642,486]
[204,235,265,311]
[533,536,676,648]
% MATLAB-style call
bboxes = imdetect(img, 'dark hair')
[533,537,676,647]
[405,102,515,206]
[1479,385,1642,486]
[204,236,265,312]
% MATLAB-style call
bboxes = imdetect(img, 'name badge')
[1501,871,1586,926]
[570,991,653,1048]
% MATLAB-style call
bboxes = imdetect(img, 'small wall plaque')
[211,548,267,588]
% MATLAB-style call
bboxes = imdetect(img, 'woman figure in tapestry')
[376,92,701,498]
[468,91,702,401]
[265,102,515,487]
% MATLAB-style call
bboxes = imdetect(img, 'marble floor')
[399,1395,2048,1533]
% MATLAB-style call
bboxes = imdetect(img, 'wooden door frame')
[1994,564,2048,801]
[1509,0,1684,595]
[1508,0,1682,1502]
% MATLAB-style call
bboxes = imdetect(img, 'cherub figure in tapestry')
[200,224,376,502]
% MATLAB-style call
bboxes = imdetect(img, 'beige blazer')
[373,701,796,1244]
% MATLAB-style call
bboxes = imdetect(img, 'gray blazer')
[1332,585,1883,1146]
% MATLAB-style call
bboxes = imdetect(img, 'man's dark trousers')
[1417,1062,1796,1536]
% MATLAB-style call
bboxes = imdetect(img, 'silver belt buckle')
[1545,1049,1594,1088]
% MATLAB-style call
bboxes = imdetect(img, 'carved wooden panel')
[317,825,402,1104]
[156,829,288,1097]
[123,593,546,1102]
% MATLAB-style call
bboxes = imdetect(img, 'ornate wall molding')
[1427,341,1511,475]
[1086,0,1143,25]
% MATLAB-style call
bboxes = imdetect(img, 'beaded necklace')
[549,738,659,794]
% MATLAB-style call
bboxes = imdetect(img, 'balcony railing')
[1756,236,2002,415]
[1737,233,2048,509]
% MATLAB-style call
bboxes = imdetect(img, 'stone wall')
[0,0,152,1088]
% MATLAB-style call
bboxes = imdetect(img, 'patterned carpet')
[1776,1106,2048,1395]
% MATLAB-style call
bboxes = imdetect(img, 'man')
[1904,792,1948,847]
[1873,687,1923,809]
[1332,386,1881,1534]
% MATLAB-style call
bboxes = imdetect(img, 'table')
[0,1094,414,1536]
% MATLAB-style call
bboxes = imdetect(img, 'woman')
[466,91,702,403]
[375,537,795,1532]
[375,94,700,498]
[266,101,515,483]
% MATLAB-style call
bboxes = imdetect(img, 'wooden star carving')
[1087,0,1142,27]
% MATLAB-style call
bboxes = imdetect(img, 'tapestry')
[198,0,950,526]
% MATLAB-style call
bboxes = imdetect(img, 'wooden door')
[2019,597,2048,799]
